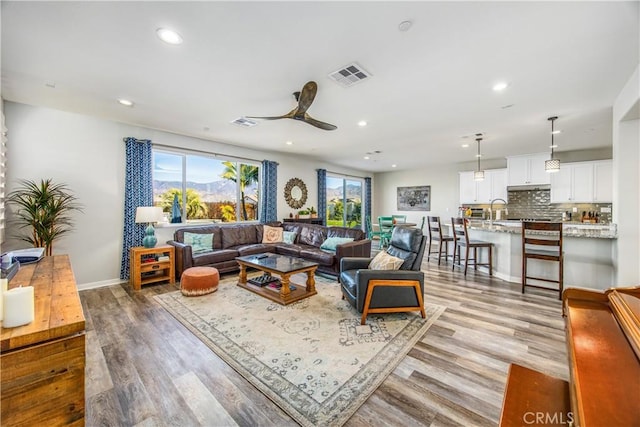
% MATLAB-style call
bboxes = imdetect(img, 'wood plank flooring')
[80,251,567,426]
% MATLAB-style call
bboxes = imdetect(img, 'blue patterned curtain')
[317,169,327,226]
[120,137,153,280]
[260,160,278,223]
[365,177,372,230]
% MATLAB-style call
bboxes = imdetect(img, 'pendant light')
[545,116,560,173]
[474,134,485,181]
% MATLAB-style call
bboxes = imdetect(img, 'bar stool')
[427,216,454,265]
[451,217,493,276]
[522,222,563,300]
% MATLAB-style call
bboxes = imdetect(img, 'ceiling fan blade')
[303,114,337,131]
[247,108,297,120]
[296,81,317,115]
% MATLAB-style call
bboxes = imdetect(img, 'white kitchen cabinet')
[459,169,507,204]
[550,160,612,203]
[507,153,551,186]
[593,160,613,202]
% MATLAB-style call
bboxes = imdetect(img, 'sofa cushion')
[274,243,301,257]
[175,226,222,249]
[221,225,260,248]
[320,236,354,252]
[183,232,214,254]
[235,244,277,256]
[368,251,404,270]
[262,225,284,243]
[299,225,327,247]
[283,231,297,244]
[327,226,365,240]
[193,249,238,266]
[298,247,335,266]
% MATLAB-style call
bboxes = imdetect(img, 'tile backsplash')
[470,189,612,223]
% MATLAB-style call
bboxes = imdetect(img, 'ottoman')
[180,266,219,296]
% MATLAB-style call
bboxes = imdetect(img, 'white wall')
[612,64,640,286]
[373,165,460,226]
[4,101,369,287]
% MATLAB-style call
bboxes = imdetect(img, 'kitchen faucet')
[489,198,508,224]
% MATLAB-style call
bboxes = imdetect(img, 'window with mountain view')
[152,150,260,223]
[326,175,363,228]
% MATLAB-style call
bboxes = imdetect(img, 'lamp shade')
[135,206,164,224]
[545,158,561,173]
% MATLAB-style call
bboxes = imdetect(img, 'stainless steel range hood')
[507,184,551,191]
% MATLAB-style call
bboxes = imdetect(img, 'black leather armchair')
[339,226,427,325]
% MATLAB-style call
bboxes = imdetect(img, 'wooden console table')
[283,217,323,225]
[1,255,85,426]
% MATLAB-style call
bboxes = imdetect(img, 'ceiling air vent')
[231,117,257,128]
[328,62,371,88]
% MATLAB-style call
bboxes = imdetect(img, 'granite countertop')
[464,220,618,239]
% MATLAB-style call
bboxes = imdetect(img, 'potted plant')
[7,178,82,256]
[309,206,317,218]
[298,209,310,219]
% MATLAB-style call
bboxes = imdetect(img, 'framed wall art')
[397,185,430,211]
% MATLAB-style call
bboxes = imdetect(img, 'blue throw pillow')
[184,232,214,254]
[320,236,354,252]
[283,231,297,244]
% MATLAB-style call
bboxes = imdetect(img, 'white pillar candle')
[2,286,35,328]
[0,278,7,321]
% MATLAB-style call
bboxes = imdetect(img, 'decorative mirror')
[284,178,308,209]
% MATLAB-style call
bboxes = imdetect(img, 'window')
[152,149,260,223]
[326,175,363,228]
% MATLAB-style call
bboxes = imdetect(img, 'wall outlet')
[601,207,612,213]
[572,207,578,213]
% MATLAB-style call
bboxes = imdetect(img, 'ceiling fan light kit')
[247,81,337,131]
[545,116,561,173]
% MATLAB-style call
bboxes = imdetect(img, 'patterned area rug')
[155,274,445,427]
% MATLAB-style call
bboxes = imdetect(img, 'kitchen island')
[457,220,617,291]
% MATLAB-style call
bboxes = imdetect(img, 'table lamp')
[135,206,164,248]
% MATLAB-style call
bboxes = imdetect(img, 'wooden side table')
[130,245,175,291]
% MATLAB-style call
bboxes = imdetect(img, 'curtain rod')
[324,170,369,180]
[140,140,262,163]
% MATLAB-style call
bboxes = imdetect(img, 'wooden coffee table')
[236,253,318,305]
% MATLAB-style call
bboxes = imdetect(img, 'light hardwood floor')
[80,251,567,426]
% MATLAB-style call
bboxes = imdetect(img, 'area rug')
[155,274,445,427]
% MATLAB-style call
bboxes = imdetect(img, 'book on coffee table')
[248,274,280,287]
[266,282,296,292]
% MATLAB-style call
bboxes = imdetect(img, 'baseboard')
[77,278,126,291]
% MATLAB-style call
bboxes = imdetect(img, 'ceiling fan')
[247,81,337,131]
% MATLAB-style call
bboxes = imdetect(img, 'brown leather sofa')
[167,222,371,279]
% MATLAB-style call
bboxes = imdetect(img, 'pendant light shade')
[545,116,560,173]
[474,134,485,181]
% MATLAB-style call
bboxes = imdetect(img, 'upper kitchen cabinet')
[550,160,612,203]
[459,169,507,204]
[507,153,551,186]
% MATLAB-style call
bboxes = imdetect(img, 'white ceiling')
[2,1,638,172]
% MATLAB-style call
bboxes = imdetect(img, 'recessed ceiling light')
[398,20,413,32]
[462,144,469,148]
[358,120,367,127]
[551,130,562,135]
[364,156,370,160]
[476,154,482,158]
[391,164,397,168]
[493,82,509,91]
[285,141,293,145]
[501,104,514,109]
[45,82,56,88]
[118,99,134,107]
[156,28,183,45]
[549,144,558,148]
